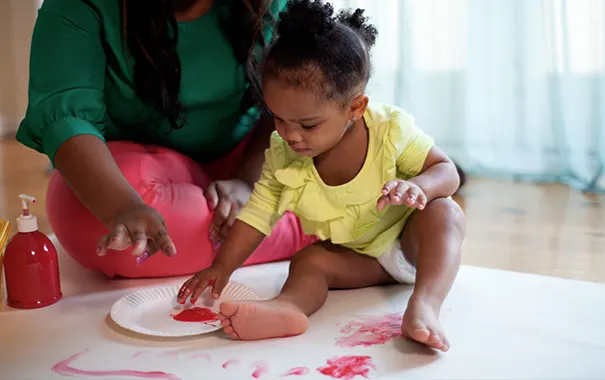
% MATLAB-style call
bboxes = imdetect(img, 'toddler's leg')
[218,241,394,340]
[400,198,465,352]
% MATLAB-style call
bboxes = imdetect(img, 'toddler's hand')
[376,180,427,211]
[177,264,231,304]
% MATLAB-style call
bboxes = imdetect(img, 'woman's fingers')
[96,234,110,256]
[106,224,131,250]
[148,219,177,257]
[210,196,231,243]
[219,206,238,240]
[129,227,148,257]
[204,182,219,211]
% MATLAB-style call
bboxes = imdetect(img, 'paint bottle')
[3,194,62,309]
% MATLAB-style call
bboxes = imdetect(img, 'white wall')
[0,0,39,137]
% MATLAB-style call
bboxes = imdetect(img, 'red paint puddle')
[317,355,375,380]
[283,366,310,376]
[335,313,402,347]
[170,307,218,325]
[52,350,181,380]
[222,359,240,369]
[251,361,269,378]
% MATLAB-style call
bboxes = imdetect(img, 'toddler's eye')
[301,124,318,130]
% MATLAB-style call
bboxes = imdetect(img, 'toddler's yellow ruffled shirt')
[237,103,434,257]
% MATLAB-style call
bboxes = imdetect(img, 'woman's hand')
[96,203,177,261]
[177,264,232,303]
[376,180,428,211]
[204,179,252,245]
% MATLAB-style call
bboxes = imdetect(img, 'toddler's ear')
[349,94,369,120]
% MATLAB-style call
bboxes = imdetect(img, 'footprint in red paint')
[317,355,375,380]
[335,313,402,347]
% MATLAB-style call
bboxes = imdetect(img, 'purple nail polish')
[136,251,150,265]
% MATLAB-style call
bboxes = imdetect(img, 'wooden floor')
[1,139,604,283]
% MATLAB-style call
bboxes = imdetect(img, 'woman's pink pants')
[46,140,317,278]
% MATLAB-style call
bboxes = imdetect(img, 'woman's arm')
[205,113,275,240]
[53,135,144,227]
[232,112,275,187]
[16,0,175,256]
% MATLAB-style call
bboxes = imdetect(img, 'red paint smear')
[132,351,148,359]
[222,359,240,369]
[283,366,310,376]
[335,313,402,347]
[170,307,218,323]
[52,350,181,380]
[252,361,269,378]
[317,356,375,380]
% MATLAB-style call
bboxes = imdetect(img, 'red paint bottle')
[3,194,62,309]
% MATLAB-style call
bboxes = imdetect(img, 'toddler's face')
[262,78,359,158]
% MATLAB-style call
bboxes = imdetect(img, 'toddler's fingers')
[211,275,228,299]
[404,186,421,207]
[382,180,398,195]
[391,181,410,204]
[376,194,390,211]
[190,277,213,303]
[416,191,427,210]
[177,277,198,303]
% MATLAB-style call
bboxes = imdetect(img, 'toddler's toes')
[427,330,445,349]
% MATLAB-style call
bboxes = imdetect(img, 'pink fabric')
[46,140,318,278]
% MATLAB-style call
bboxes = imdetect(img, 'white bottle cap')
[16,194,38,233]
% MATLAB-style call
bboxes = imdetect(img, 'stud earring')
[351,116,357,121]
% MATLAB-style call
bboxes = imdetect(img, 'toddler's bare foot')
[218,300,308,341]
[401,296,449,352]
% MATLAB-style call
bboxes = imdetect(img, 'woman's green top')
[16,0,285,164]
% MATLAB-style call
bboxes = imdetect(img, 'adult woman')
[16,0,317,278]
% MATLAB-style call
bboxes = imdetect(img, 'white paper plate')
[110,282,266,337]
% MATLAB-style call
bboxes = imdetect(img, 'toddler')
[178,0,465,352]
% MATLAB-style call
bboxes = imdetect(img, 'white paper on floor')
[1,260,605,380]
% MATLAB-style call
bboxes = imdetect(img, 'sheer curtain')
[331,0,605,193]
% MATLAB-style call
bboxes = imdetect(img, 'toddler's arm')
[407,146,459,202]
